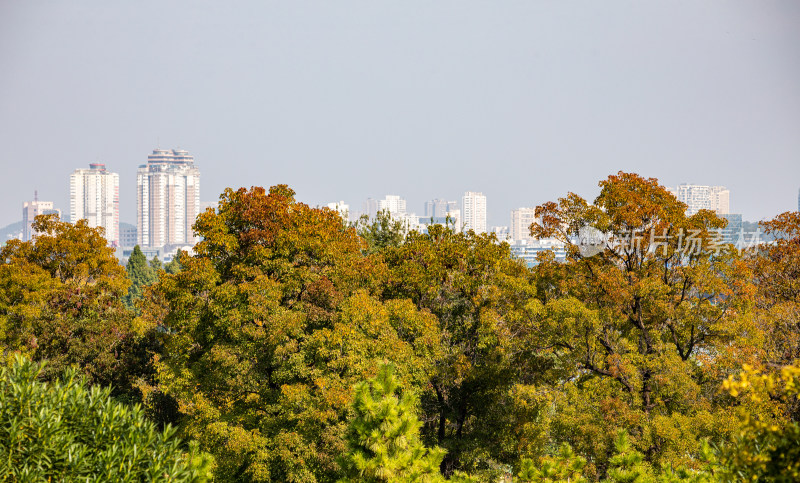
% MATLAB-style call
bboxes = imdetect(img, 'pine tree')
[123,245,157,311]
[517,443,588,482]
[150,255,163,272]
[606,431,655,483]
[338,364,445,483]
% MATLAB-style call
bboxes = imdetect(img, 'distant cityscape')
[6,147,796,266]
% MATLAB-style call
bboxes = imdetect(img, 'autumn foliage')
[1,174,799,482]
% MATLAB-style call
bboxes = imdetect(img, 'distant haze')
[1,1,798,228]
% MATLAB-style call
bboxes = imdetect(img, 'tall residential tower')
[462,191,487,234]
[378,195,407,216]
[69,163,120,246]
[674,184,730,215]
[424,199,458,218]
[22,192,60,242]
[510,207,538,242]
[136,149,200,248]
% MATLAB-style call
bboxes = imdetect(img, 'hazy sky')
[1,1,799,229]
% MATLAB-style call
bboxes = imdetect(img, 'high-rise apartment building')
[119,223,138,248]
[709,186,730,215]
[22,193,60,241]
[675,184,730,215]
[675,184,710,215]
[510,207,538,242]
[462,191,487,234]
[70,163,120,246]
[445,209,461,231]
[424,199,458,218]
[376,195,422,230]
[137,148,200,248]
[378,195,407,216]
[421,199,460,230]
[362,198,378,219]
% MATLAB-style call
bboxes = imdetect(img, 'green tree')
[356,210,406,254]
[165,250,185,274]
[379,223,544,477]
[338,364,445,483]
[0,355,213,482]
[150,255,164,272]
[748,212,800,421]
[123,245,158,311]
[529,172,754,470]
[145,186,431,482]
[606,431,654,482]
[0,215,135,390]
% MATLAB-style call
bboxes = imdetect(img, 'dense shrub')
[0,356,213,482]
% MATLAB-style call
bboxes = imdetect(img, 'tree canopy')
[1,175,796,482]
[123,245,158,312]
[0,215,134,388]
[527,172,755,473]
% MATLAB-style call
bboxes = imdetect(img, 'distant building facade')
[509,239,567,267]
[510,207,538,242]
[462,191,487,234]
[378,195,407,216]
[362,198,378,219]
[69,163,120,246]
[137,148,200,248]
[721,214,743,245]
[424,199,458,218]
[491,226,510,240]
[326,201,350,222]
[675,184,730,215]
[447,209,462,231]
[709,186,730,215]
[22,194,60,241]
[119,222,138,248]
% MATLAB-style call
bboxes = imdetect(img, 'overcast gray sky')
[1,1,798,229]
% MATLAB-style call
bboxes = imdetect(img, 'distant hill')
[1,221,23,245]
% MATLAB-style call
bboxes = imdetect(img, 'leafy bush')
[0,355,212,481]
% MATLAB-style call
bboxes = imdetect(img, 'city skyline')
[1,2,798,229]
[0,158,788,255]
[2,145,796,232]
[4,154,789,231]
[2,156,791,239]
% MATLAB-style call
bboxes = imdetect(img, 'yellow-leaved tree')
[527,172,757,476]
